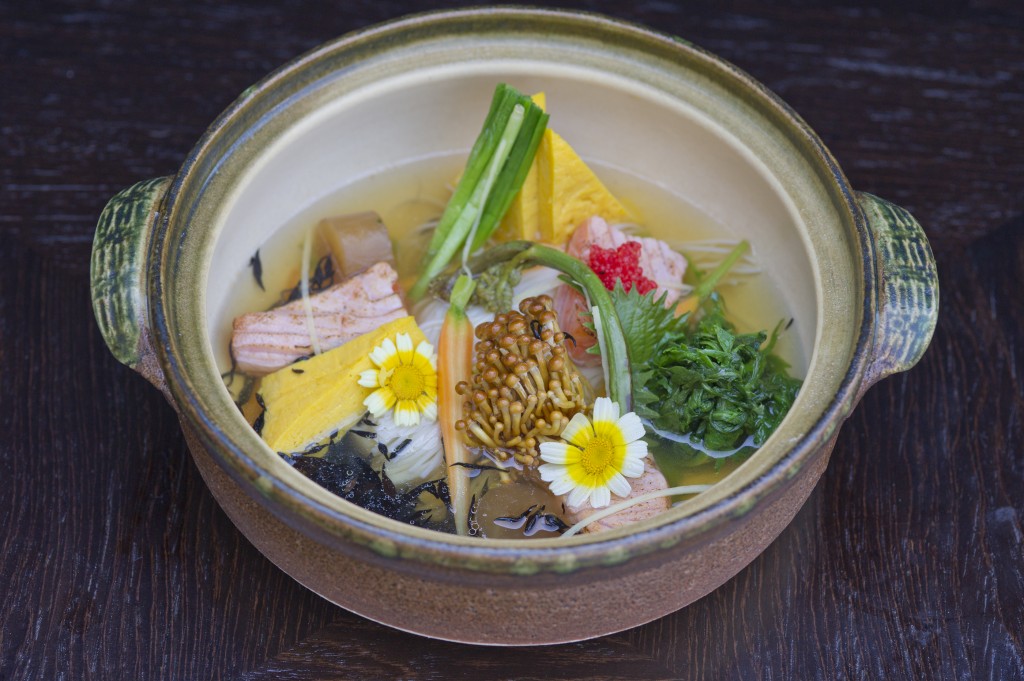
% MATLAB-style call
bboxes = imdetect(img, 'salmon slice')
[562,459,670,534]
[231,261,407,375]
[554,217,688,365]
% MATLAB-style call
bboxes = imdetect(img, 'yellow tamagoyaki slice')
[537,128,632,246]
[258,316,428,454]
[495,92,632,246]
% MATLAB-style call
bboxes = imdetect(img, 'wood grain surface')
[2,1,1022,679]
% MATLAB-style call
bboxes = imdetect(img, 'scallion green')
[410,84,548,301]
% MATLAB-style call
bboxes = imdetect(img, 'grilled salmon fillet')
[231,261,406,375]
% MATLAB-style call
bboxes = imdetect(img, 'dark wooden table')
[3,1,1022,679]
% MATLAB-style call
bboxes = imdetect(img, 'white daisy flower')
[357,332,438,426]
[538,397,648,509]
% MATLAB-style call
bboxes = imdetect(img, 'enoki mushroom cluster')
[455,295,590,467]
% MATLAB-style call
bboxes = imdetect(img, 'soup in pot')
[213,84,805,539]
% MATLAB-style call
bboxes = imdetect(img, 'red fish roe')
[588,241,658,294]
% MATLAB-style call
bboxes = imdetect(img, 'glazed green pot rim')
[149,6,875,573]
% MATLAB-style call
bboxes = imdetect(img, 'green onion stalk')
[409,84,548,301]
[690,240,749,302]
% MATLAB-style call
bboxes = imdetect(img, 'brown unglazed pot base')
[183,424,834,645]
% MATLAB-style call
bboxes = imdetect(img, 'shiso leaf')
[605,281,690,368]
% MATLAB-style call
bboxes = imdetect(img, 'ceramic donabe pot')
[90,8,938,644]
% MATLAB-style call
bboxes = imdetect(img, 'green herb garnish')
[633,298,801,451]
[469,260,522,313]
[409,84,548,301]
[686,239,751,301]
[593,239,797,452]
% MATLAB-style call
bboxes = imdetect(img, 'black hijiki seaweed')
[301,440,328,456]
[219,350,238,385]
[283,254,335,303]
[289,437,450,529]
[495,504,568,536]
[450,462,503,471]
[220,343,255,410]
[252,393,266,436]
[348,418,412,462]
[449,461,503,478]
[249,249,265,291]
[529,319,576,348]
[408,477,450,507]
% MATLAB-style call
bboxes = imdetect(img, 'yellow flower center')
[388,364,426,401]
[579,435,614,475]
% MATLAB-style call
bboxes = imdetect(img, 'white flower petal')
[357,370,379,388]
[591,396,619,426]
[544,475,577,497]
[369,339,397,367]
[395,332,414,363]
[363,389,394,417]
[590,486,611,509]
[537,463,563,482]
[548,477,576,497]
[620,455,645,478]
[540,467,580,497]
[415,340,436,364]
[616,411,646,443]
[559,412,593,448]
[539,441,572,464]
[623,439,649,461]
[567,485,590,508]
[607,472,632,498]
[393,401,420,427]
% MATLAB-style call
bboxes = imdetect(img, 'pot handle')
[90,176,173,398]
[856,192,939,392]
